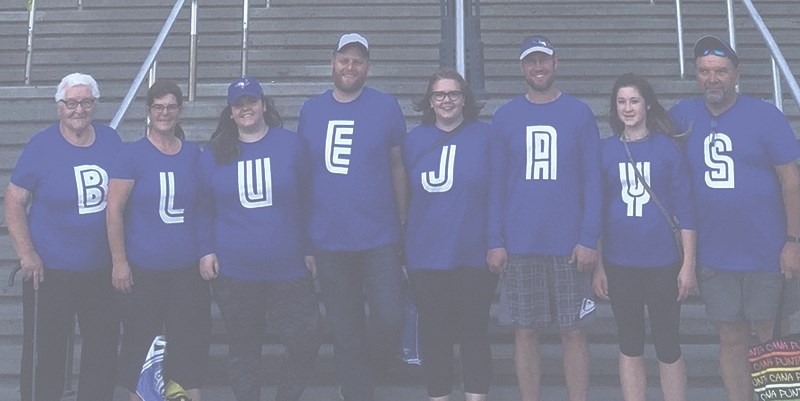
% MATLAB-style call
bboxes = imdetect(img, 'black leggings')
[409,267,498,398]
[605,263,682,364]
[117,266,211,392]
[212,275,321,401]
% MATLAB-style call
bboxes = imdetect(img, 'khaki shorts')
[698,266,782,323]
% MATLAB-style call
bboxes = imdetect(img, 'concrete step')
[0,337,727,390]
[0,382,728,401]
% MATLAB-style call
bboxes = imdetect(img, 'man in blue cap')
[670,35,800,401]
[492,35,601,401]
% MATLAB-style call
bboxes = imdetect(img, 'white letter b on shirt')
[74,165,108,215]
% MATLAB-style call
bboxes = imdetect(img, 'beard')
[526,74,555,93]
[333,72,367,95]
[703,88,728,105]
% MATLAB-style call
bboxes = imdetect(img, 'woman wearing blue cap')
[197,77,321,401]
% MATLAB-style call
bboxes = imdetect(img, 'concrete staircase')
[0,0,798,400]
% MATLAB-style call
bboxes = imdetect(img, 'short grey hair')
[54,73,100,102]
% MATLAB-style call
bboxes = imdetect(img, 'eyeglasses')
[431,91,463,102]
[58,98,95,110]
[149,104,181,113]
[702,49,728,58]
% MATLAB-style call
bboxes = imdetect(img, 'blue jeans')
[315,243,404,401]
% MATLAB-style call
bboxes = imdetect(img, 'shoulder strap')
[410,119,469,170]
[621,139,681,233]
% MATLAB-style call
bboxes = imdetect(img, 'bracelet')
[787,235,800,243]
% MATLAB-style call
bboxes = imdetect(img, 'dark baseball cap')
[519,35,555,60]
[693,35,739,67]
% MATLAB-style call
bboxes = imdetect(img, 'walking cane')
[9,264,38,401]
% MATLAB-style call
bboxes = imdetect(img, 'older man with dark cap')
[297,33,408,401]
[491,34,602,401]
[670,35,800,401]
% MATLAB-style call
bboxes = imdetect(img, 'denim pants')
[315,243,405,401]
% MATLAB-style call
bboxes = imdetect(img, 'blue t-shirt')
[198,127,310,281]
[109,137,201,271]
[11,123,123,271]
[297,87,406,252]
[601,133,696,268]
[492,93,602,256]
[670,96,800,272]
[403,120,503,270]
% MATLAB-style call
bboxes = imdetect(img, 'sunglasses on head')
[702,49,729,58]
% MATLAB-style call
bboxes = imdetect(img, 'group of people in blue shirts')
[7,31,799,401]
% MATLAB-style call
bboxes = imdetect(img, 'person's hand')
[676,264,697,302]
[486,247,508,274]
[112,260,134,293]
[20,251,44,290]
[781,242,800,279]
[199,254,219,281]
[570,244,598,272]
[592,265,609,300]
[305,256,317,279]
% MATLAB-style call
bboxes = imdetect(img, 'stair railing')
[241,0,250,77]
[110,0,197,129]
[729,0,800,113]
[24,0,36,84]
[674,0,685,78]
[674,0,799,112]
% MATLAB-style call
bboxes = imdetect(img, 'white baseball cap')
[337,33,369,53]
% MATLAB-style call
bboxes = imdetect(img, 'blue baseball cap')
[519,35,555,60]
[227,76,264,106]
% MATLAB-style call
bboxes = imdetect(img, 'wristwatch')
[787,234,800,243]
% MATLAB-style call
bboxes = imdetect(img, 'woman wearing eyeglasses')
[592,73,697,401]
[402,69,504,401]
[106,80,211,401]
[6,73,122,401]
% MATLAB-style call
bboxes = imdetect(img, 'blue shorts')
[502,254,596,331]
[698,266,782,323]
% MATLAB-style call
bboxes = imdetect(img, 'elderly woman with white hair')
[5,72,123,401]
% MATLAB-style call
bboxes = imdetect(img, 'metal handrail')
[742,0,800,109]
[726,0,736,50]
[455,0,465,78]
[24,0,36,85]
[241,0,250,77]
[674,0,685,78]
[188,0,199,101]
[671,0,799,110]
[110,0,187,130]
